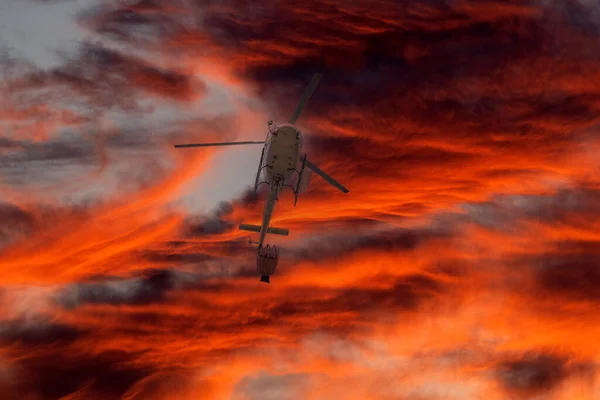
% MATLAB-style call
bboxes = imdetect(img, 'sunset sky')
[1,0,599,399]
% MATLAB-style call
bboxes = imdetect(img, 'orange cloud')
[1,0,600,399]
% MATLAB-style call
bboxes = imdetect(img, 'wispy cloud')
[1,0,599,399]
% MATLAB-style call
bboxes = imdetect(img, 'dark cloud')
[0,0,599,398]
[56,253,257,310]
[183,188,261,237]
[2,350,151,400]
[304,134,478,184]
[0,204,95,253]
[77,0,600,215]
[57,267,197,308]
[456,189,600,303]
[0,136,99,165]
[68,271,452,344]
[269,273,447,321]
[0,319,86,346]
[141,188,263,265]
[0,204,92,250]
[534,255,600,302]
[140,244,257,279]
[78,0,600,137]
[79,0,185,44]
[184,208,235,238]
[496,351,595,396]
[13,42,200,111]
[331,273,445,311]
[0,137,23,150]
[148,0,555,124]
[73,42,198,102]
[285,220,456,264]
[550,1,600,36]
[0,203,35,229]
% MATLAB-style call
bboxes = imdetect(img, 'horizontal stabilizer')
[174,141,264,148]
[239,224,289,236]
[305,159,349,193]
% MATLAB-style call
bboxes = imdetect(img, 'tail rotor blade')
[288,73,323,124]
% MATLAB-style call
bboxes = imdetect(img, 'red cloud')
[1,0,600,399]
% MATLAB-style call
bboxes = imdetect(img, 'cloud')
[456,188,600,306]
[183,198,240,238]
[25,42,202,104]
[0,136,99,167]
[285,221,457,265]
[268,273,448,324]
[2,0,600,399]
[1,349,152,400]
[462,188,600,228]
[495,351,596,397]
[0,203,35,245]
[79,0,185,44]
[533,255,600,302]
[56,268,197,308]
[233,372,318,400]
[0,318,85,345]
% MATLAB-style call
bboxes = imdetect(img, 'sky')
[0,0,600,399]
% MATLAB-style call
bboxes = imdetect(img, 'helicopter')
[174,73,349,283]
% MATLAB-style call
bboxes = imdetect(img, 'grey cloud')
[0,318,86,345]
[462,188,600,230]
[56,267,198,308]
[9,41,198,114]
[0,137,98,164]
[233,372,319,400]
[496,351,596,396]
[285,222,456,264]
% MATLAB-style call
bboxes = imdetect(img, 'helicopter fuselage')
[256,123,302,247]
[262,123,302,188]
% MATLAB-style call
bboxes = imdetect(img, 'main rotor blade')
[174,141,264,148]
[305,159,349,193]
[288,73,323,124]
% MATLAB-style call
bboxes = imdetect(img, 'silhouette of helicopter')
[175,73,349,283]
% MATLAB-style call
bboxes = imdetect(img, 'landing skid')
[293,154,308,206]
[254,147,266,191]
